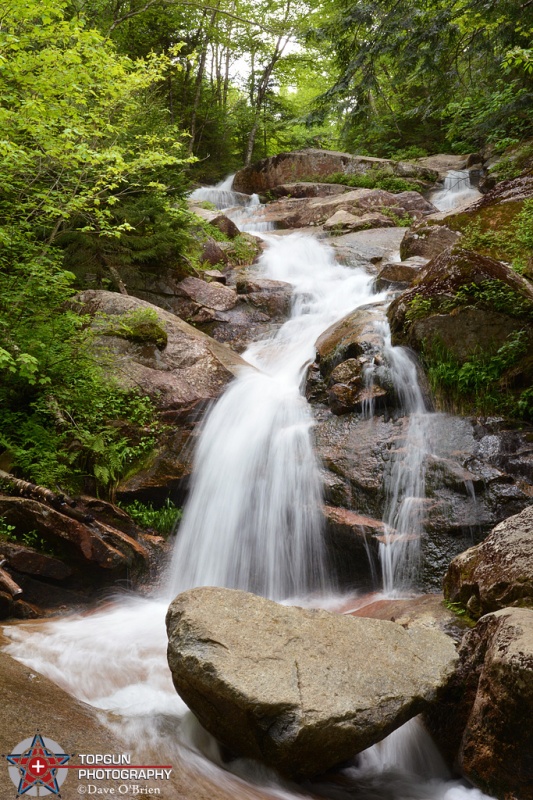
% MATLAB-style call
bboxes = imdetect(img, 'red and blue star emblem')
[5,733,70,796]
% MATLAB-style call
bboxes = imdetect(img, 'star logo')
[4,734,70,797]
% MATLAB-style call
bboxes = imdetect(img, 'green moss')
[443,599,477,627]
[102,308,168,349]
[318,169,426,194]
[424,330,533,419]
[446,199,533,271]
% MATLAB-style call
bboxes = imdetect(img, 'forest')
[2,5,533,798]
[1,0,533,497]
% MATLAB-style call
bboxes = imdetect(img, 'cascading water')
[3,191,494,800]
[379,328,432,594]
[167,233,379,600]
[430,170,481,211]
[189,173,251,209]
[189,173,276,232]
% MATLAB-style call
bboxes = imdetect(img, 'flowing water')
[3,188,493,800]
[430,170,481,212]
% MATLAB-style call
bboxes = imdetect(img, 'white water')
[190,173,277,232]
[3,194,494,800]
[189,173,251,209]
[380,328,432,593]
[167,233,378,600]
[430,170,481,211]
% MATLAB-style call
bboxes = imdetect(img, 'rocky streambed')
[2,148,533,800]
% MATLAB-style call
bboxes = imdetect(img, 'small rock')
[209,214,240,239]
[400,224,460,260]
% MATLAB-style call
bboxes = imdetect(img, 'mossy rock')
[388,248,533,417]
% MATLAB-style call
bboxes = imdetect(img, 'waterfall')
[3,191,495,800]
[430,170,481,212]
[379,330,431,594]
[167,233,378,601]
[189,173,251,209]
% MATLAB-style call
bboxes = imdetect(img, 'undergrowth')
[424,330,532,419]
[320,169,426,194]
[119,498,182,536]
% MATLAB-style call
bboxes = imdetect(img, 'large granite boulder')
[427,608,533,800]
[444,504,533,619]
[166,587,458,779]
[75,291,248,499]
[77,291,247,422]
[233,149,438,194]
[388,248,533,366]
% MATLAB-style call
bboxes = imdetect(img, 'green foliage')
[323,171,423,194]
[0,517,16,542]
[454,281,533,318]
[316,0,533,157]
[406,294,434,321]
[119,498,182,536]
[425,330,532,419]
[443,599,476,626]
[0,0,195,496]
[0,515,56,555]
[461,200,533,270]
[101,309,168,349]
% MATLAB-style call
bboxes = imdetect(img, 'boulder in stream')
[444,503,533,619]
[166,586,458,779]
[426,607,533,800]
[232,149,438,194]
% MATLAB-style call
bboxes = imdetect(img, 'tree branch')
[108,0,281,35]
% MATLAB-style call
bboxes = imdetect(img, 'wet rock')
[345,593,463,638]
[313,412,533,592]
[374,260,427,291]
[388,248,533,366]
[427,608,533,800]
[330,228,408,267]
[327,359,388,415]
[400,223,461,260]
[308,306,394,415]
[166,586,458,779]
[323,506,383,589]
[0,496,148,572]
[0,541,72,581]
[209,214,240,239]
[270,182,350,199]
[236,277,292,319]
[233,149,438,194]
[444,504,533,619]
[324,210,394,233]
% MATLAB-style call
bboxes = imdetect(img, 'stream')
[3,174,493,800]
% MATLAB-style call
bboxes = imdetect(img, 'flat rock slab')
[166,587,458,779]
